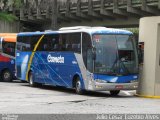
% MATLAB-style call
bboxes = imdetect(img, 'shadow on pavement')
[10,80,136,98]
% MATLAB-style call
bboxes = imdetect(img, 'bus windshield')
[92,34,138,75]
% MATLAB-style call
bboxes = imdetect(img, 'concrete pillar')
[0,20,19,32]
[137,16,160,97]
[51,0,58,30]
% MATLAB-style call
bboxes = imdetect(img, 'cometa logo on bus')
[47,54,64,63]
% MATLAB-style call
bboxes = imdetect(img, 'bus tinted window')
[17,35,41,51]
[37,34,59,51]
[17,33,81,53]
[60,33,81,53]
[2,41,15,56]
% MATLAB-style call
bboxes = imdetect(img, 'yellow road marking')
[135,94,160,99]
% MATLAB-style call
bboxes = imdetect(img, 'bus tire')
[1,70,12,82]
[110,90,120,96]
[75,77,84,95]
[28,72,36,87]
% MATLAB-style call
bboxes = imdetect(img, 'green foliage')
[13,0,22,8]
[0,12,18,22]
[0,0,21,22]
[122,28,139,35]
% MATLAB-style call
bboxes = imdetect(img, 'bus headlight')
[95,79,108,83]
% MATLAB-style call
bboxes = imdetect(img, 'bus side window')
[43,44,48,51]
[36,34,60,51]
[17,37,23,51]
[53,44,59,50]
[2,41,15,57]
[50,36,58,51]
[72,44,80,52]
[17,36,31,51]
[57,34,65,51]
[82,32,92,72]
[65,44,72,51]
[22,46,26,51]
[66,33,81,53]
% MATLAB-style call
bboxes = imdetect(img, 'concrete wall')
[0,20,19,33]
[58,17,139,28]
[155,24,160,95]
[138,16,160,96]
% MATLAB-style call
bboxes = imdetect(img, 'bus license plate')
[115,85,123,89]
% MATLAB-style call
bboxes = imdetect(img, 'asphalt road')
[0,80,160,114]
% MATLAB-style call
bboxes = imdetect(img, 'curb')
[135,94,160,99]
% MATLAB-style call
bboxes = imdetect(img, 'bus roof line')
[0,33,17,42]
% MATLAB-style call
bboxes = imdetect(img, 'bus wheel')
[2,70,12,82]
[28,72,36,87]
[110,90,120,96]
[75,77,84,95]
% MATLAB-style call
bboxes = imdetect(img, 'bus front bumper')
[92,82,138,91]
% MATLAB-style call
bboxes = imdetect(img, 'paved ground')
[0,80,160,114]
